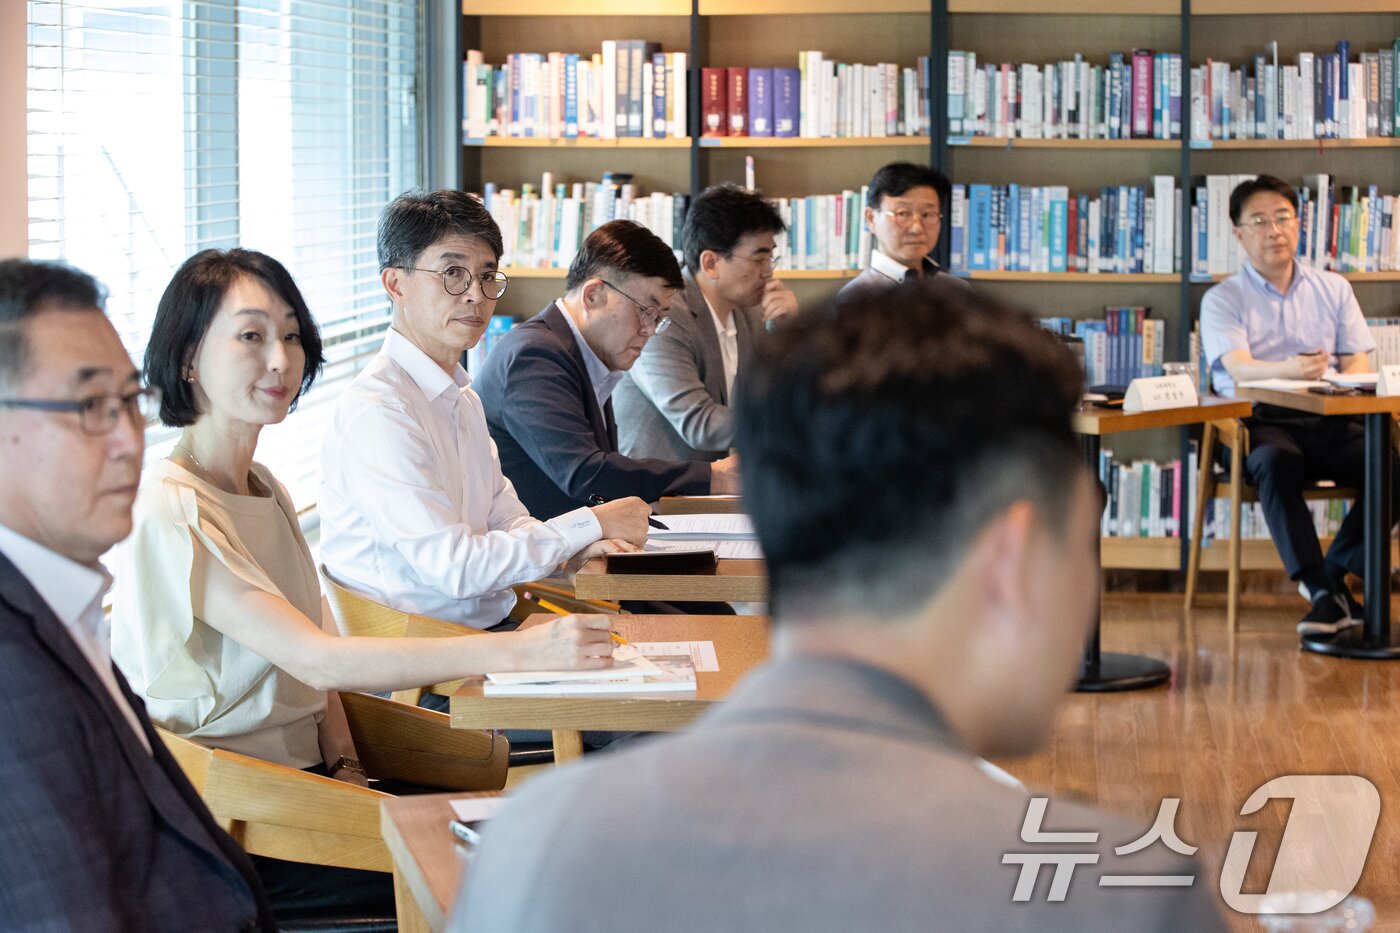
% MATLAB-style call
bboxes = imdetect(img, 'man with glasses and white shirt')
[840,162,970,297]
[320,190,651,644]
[613,184,796,462]
[1200,173,1391,637]
[476,220,741,524]
[0,259,275,931]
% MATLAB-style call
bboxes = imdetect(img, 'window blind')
[27,0,419,510]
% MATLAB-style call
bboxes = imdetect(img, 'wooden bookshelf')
[1190,138,1400,150]
[463,0,689,14]
[1192,0,1400,14]
[700,0,926,11]
[464,137,691,149]
[950,0,1178,13]
[1102,537,1184,571]
[951,137,1181,149]
[698,136,929,148]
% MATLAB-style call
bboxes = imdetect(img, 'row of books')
[462,45,688,140]
[1200,498,1350,544]
[1191,174,1400,276]
[465,316,515,374]
[480,177,689,269]
[947,178,1180,275]
[1042,308,1167,387]
[1192,41,1400,141]
[948,51,1183,140]
[701,55,932,139]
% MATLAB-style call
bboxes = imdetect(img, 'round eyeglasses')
[0,386,162,436]
[405,265,509,299]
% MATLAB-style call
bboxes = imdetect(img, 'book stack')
[1367,318,1400,366]
[947,177,1180,275]
[462,44,688,140]
[1096,447,1187,539]
[1191,39,1400,141]
[700,54,931,139]
[948,50,1183,140]
[770,189,874,272]
[1043,308,1166,387]
[1200,493,1348,544]
[1189,174,1400,276]
[480,175,688,270]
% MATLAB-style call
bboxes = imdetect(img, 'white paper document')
[486,644,659,685]
[450,797,509,823]
[648,513,756,540]
[1238,378,1330,390]
[1326,372,1378,388]
[482,644,698,695]
[629,640,721,672]
[644,538,762,559]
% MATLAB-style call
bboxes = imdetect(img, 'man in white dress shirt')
[839,162,970,298]
[320,189,650,632]
[0,258,274,931]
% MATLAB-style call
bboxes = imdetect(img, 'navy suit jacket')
[0,551,275,933]
[476,302,712,519]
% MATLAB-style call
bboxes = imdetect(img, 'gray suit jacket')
[0,551,273,933]
[614,269,761,462]
[450,656,1226,933]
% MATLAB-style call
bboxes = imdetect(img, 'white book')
[671,53,687,139]
[601,41,617,139]
[1152,175,1175,274]
[1087,197,1102,274]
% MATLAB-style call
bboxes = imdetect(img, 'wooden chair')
[158,693,506,872]
[1184,419,1355,632]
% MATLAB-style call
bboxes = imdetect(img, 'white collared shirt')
[0,522,152,753]
[702,292,739,400]
[869,247,924,284]
[558,299,625,410]
[319,327,602,628]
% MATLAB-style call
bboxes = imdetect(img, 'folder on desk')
[605,546,718,574]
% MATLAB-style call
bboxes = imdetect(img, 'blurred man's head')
[0,260,145,565]
[735,283,1095,757]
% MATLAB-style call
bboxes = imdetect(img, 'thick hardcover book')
[774,67,800,137]
[727,66,749,136]
[749,67,774,137]
[1131,49,1154,138]
[702,67,728,136]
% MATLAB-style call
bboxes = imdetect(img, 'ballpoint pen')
[587,493,669,530]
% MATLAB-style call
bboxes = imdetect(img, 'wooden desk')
[450,614,770,763]
[656,495,745,514]
[380,793,477,933]
[1074,396,1253,692]
[574,557,767,603]
[1236,386,1400,660]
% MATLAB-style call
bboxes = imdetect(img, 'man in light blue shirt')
[1200,174,1387,636]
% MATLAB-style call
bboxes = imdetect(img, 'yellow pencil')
[535,598,569,615]
[610,631,631,647]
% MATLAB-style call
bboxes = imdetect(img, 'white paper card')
[1123,374,1199,413]
[648,514,756,539]
[630,640,720,672]
[1238,378,1329,390]
[450,797,508,823]
[1378,365,1400,397]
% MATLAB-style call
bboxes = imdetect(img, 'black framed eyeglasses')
[404,265,509,299]
[600,279,671,334]
[0,387,162,436]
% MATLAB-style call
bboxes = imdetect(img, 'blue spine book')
[1077,193,1090,270]
[1368,185,1380,271]
[950,185,966,269]
[1323,54,1337,137]
[1049,190,1069,273]
[774,68,800,138]
[1252,53,1267,138]
[969,184,993,270]
[1338,40,1350,115]
[651,52,668,138]
[1106,308,1121,386]
[564,53,580,138]
[1134,185,1146,273]
[1019,186,1033,270]
[1006,184,1020,271]
[749,68,774,137]
[991,186,1004,269]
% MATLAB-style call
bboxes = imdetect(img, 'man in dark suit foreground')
[475,220,741,522]
[452,282,1227,932]
[0,259,274,932]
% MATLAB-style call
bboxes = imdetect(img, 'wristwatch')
[328,755,365,778]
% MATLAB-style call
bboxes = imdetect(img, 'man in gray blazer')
[449,282,1227,932]
[0,259,274,932]
[840,161,971,297]
[613,183,797,462]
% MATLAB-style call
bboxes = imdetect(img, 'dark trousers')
[1224,407,1400,584]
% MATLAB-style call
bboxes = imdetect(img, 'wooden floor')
[992,593,1400,932]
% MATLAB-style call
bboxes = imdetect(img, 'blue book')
[1077,193,1090,270]
[968,184,994,270]
[948,52,965,135]
[1323,54,1337,137]
[1019,186,1033,271]
[1368,185,1380,270]
[1134,185,1146,273]
[564,53,580,138]
[1049,189,1069,273]
[651,53,668,138]
[749,68,774,137]
[950,185,966,270]
[1006,184,1020,272]
[774,68,800,137]
[1252,53,1267,138]
[1338,40,1351,108]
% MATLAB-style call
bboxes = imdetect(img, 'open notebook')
[483,644,698,695]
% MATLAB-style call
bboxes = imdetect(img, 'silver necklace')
[174,443,214,479]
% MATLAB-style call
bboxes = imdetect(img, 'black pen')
[588,493,668,530]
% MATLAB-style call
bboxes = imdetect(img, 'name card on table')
[1378,366,1400,397]
[1123,375,1199,413]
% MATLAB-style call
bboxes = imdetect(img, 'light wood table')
[379,792,484,933]
[1074,396,1254,691]
[450,614,770,763]
[1236,386,1400,659]
[574,557,767,603]
[656,495,745,514]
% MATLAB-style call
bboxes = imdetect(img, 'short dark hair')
[0,259,106,392]
[564,220,684,293]
[680,183,787,275]
[377,188,504,271]
[1229,174,1298,225]
[866,161,952,211]
[145,249,325,427]
[734,282,1084,619]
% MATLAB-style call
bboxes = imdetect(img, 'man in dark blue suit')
[0,259,274,932]
[477,221,741,521]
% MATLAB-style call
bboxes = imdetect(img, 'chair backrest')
[320,565,478,700]
[339,691,509,791]
[159,729,392,872]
